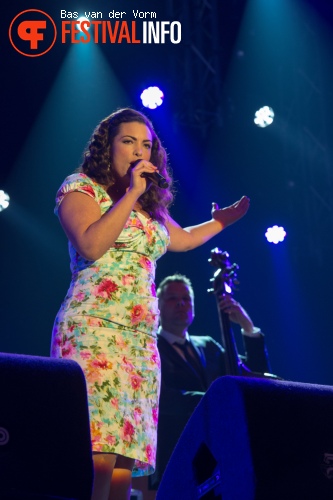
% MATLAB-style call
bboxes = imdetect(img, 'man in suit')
[150,273,271,489]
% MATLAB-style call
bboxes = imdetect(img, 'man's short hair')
[157,274,194,300]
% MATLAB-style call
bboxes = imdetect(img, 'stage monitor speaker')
[0,353,93,500]
[156,376,333,500]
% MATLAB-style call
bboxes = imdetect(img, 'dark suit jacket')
[150,333,270,489]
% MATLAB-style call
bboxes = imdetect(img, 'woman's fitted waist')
[65,280,156,302]
[55,307,159,338]
[70,267,155,284]
[59,286,159,316]
[63,292,157,308]
[70,252,156,275]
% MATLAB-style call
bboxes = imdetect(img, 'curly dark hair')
[78,108,174,225]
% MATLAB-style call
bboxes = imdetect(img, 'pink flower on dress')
[86,370,101,385]
[151,283,156,297]
[147,340,156,352]
[151,351,160,368]
[62,339,76,357]
[87,317,103,327]
[152,407,159,425]
[74,291,85,302]
[111,397,119,409]
[145,444,153,462]
[133,406,143,424]
[138,256,153,272]
[91,354,113,371]
[80,185,96,198]
[86,354,112,384]
[130,373,144,390]
[51,336,61,357]
[116,337,128,349]
[123,420,135,441]
[105,434,117,446]
[144,311,157,328]
[68,322,81,332]
[130,304,147,325]
[122,274,136,286]
[80,351,91,360]
[122,356,134,373]
[94,279,119,299]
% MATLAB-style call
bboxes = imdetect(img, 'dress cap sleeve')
[54,173,98,215]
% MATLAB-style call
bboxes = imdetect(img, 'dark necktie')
[174,340,205,380]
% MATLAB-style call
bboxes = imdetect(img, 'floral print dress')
[50,173,170,476]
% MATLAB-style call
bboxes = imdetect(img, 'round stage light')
[78,17,90,30]
[140,86,164,109]
[254,106,274,128]
[265,225,287,244]
[0,190,10,212]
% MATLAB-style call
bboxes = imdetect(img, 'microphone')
[130,160,169,189]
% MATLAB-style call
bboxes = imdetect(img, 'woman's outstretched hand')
[211,196,250,229]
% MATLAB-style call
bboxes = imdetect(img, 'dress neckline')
[85,175,152,221]
[133,209,151,222]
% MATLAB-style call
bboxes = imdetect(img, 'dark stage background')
[1,0,333,385]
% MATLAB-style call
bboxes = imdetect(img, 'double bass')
[208,247,280,379]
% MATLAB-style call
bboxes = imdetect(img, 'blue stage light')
[140,86,164,109]
[265,225,287,244]
[78,17,90,31]
[0,190,10,212]
[254,106,274,128]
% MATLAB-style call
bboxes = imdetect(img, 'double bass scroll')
[207,247,280,380]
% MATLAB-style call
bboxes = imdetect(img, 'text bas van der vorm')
[61,10,181,44]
